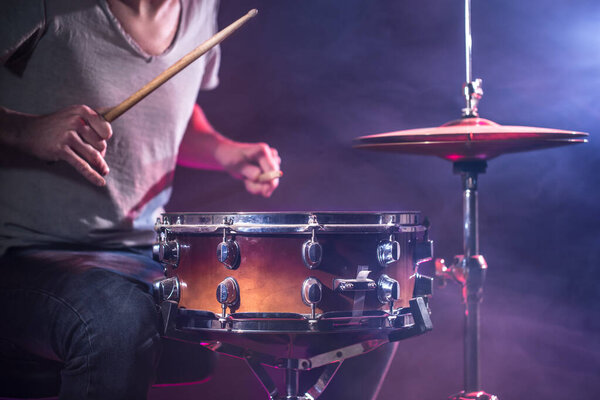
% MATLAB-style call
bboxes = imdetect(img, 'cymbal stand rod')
[462,168,480,392]
[462,168,478,259]
[464,0,473,85]
[462,0,483,117]
[454,161,489,394]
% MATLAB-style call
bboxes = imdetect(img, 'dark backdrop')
[152,1,600,398]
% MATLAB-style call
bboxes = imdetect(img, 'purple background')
[153,1,600,398]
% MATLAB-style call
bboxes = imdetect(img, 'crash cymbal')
[354,117,589,162]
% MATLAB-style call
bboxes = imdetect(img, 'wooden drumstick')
[102,9,258,123]
[256,170,283,183]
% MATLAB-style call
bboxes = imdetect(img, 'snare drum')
[154,212,432,317]
[154,213,433,391]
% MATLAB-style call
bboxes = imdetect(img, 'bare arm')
[177,104,281,197]
[0,105,112,186]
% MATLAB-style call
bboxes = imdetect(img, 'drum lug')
[153,276,181,303]
[377,237,401,267]
[301,277,323,320]
[216,277,240,318]
[217,237,241,270]
[302,229,322,269]
[152,240,180,268]
[377,274,400,312]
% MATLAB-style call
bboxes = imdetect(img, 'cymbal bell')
[354,118,588,162]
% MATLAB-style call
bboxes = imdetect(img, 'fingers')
[256,145,280,197]
[77,123,108,155]
[252,143,279,176]
[244,179,277,198]
[271,148,281,166]
[62,106,111,185]
[237,163,263,182]
[78,105,113,140]
[16,105,111,186]
[235,143,280,198]
[61,145,107,187]
[67,130,110,176]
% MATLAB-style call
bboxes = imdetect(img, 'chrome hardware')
[152,240,180,267]
[461,0,483,118]
[155,211,424,235]
[414,239,434,266]
[412,273,434,298]
[301,277,323,305]
[302,240,322,269]
[216,277,240,318]
[302,230,322,269]
[449,391,499,400]
[217,230,241,270]
[301,277,323,320]
[435,256,467,287]
[153,277,180,303]
[435,254,486,302]
[377,274,400,305]
[377,237,401,267]
[333,270,377,293]
[462,78,483,117]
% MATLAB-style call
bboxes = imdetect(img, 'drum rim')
[175,308,415,334]
[156,211,425,234]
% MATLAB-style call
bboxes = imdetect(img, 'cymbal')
[354,118,589,161]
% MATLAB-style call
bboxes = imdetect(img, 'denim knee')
[59,268,161,399]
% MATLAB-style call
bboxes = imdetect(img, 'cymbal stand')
[436,161,498,400]
[434,1,500,397]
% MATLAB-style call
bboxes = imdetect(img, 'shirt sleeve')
[199,45,221,90]
[0,0,46,65]
[198,0,221,90]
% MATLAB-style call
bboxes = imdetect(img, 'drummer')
[0,0,280,398]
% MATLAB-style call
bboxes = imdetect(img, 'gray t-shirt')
[0,0,220,255]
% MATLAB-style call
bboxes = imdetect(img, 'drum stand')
[436,160,498,400]
[200,334,389,400]
[158,296,432,399]
[245,352,344,400]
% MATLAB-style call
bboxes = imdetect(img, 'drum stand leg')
[304,362,342,400]
[438,161,498,400]
[245,356,343,400]
[245,355,343,400]
[285,364,300,399]
[245,355,279,399]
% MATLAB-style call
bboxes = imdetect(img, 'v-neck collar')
[98,0,183,61]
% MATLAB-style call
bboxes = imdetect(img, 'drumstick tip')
[257,170,283,183]
[248,9,258,17]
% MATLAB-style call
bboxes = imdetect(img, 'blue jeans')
[0,247,213,400]
[0,247,397,400]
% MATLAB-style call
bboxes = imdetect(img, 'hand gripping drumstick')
[102,9,258,123]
